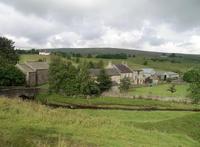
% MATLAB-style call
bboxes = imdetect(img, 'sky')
[0,0,200,54]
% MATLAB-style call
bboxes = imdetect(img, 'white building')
[39,51,50,56]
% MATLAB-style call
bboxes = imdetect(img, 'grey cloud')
[2,0,200,31]
[0,0,200,54]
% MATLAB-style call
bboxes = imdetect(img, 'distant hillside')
[40,47,200,60]
[40,48,165,56]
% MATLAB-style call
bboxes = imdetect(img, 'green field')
[129,84,189,98]
[19,54,51,63]
[1,97,200,147]
[19,54,200,73]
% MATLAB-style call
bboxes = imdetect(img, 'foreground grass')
[36,93,200,110]
[0,97,200,147]
[129,84,189,98]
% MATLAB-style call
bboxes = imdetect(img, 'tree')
[167,84,176,93]
[63,62,79,96]
[87,61,95,68]
[0,37,19,65]
[0,64,25,86]
[186,68,200,103]
[48,55,67,93]
[119,77,131,92]
[183,69,200,83]
[75,57,80,63]
[189,82,200,104]
[87,54,92,58]
[96,60,104,68]
[143,60,148,65]
[97,69,112,93]
[80,80,100,96]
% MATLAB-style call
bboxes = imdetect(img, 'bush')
[167,84,176,93]
[0,64,25,86]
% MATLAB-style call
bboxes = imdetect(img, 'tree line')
[96,53,128,59]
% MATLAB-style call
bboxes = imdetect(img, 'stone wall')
[28,72,37,86]
[0,87,47,98]
[36,69,49,85]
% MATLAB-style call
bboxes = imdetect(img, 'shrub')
[167,84,176,93]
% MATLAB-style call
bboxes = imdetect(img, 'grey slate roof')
[156,71,179,76]
[26,62,49,70]
[114,64,133,73]
[16,64,35,73]
[142,68,156,75]
[89,68,120,77]
[16,62,49,73]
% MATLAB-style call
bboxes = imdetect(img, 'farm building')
[107,62,144,85]
[142,68,156,78]
[16,62,49,86]
[156,71,180,81]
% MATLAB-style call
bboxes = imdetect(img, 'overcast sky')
[0,0,200,54]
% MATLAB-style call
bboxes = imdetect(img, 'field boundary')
[102,92,190,103]
[45,102,200,112]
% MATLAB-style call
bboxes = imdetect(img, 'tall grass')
[0,97,200,146]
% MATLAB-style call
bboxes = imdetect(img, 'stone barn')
[16,62,49,86]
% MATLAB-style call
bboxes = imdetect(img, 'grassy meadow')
[19,54,51,63]
[129,84,189,98]
[1,97,200,147]
[19,54,200,73]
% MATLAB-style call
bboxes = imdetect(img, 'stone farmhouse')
[89,68,121,84]
[16,62,49,86]
[89,62,145,86]
[107,62,145,85]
